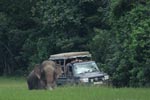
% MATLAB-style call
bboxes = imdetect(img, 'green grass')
[0,77,150,100]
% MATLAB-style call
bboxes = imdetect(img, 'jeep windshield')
[73,61,99,75]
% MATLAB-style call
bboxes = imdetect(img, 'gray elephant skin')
[27,60,62,90]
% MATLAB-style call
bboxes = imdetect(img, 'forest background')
[0,0,150,87]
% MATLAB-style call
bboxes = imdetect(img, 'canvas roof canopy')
[49,51,91,60]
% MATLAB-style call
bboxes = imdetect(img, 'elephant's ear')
[34,64,41,79]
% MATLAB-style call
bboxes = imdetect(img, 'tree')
[0,0,39,75]
[110,0,150,87]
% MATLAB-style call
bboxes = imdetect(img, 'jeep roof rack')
[49,51,91,60]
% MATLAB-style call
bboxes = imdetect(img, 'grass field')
[0,77,150,100]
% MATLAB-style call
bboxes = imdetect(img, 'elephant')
[27,60,62,90]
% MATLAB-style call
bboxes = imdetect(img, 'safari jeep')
[49,51,109,85]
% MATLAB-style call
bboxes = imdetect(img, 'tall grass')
[0,77,150,100]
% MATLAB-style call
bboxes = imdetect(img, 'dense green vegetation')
[0,77,150,100]
[0,0,149,87]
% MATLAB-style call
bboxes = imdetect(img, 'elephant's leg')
[51,81,56,89]
[27,80,33,90]
[39,80,46,89]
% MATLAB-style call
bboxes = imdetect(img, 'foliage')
[90,0,150,87]
[0,0,39,75]
[109,0,150,87]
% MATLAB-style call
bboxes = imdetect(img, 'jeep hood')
[75,71,106,78]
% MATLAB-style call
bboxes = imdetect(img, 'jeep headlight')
[80,78,89,83]
[104,75,109,80]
